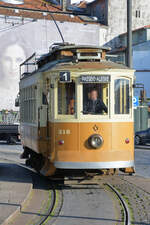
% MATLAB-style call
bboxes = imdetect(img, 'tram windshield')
[58,81,75,115]
[83,83,108,115]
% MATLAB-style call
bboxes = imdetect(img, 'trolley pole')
[127,0,132,68]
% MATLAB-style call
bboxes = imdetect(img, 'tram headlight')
[88,134,103,149]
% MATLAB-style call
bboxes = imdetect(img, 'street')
[0,142,24,164]
[135,147,150,178]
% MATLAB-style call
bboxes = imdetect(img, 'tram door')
[56,77,78,153]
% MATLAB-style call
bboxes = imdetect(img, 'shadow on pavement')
[0,162,54,191]
[0,163,33,184]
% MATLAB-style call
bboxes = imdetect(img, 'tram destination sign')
[80,75,110,83]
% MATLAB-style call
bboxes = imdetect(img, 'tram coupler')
[101,169,118,175]
[119,167,135,175]
[40,159,56,176]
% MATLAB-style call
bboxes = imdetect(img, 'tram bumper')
[54,160,135,169]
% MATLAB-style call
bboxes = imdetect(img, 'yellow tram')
[19,44,135,176]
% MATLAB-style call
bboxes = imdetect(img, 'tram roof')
[20,44,134,80]
[37,44,111,62]
[39,59,133,73]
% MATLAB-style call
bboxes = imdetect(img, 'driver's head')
[90,89,98,101]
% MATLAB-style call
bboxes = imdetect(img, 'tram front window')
[83,83,108,115]
[58,81,75,115]
[115,79,130,114]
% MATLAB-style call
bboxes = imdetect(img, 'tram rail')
[105,183,131,225]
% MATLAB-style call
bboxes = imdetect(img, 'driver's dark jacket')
[84,99,108,114]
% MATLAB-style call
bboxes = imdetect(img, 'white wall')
[0,16,102,110]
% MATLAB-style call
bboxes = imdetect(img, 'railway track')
[105,183,131,225]
[63,176,131,225]
[101,175,150,225]
[0,156,129,225]
[1,154,150,225]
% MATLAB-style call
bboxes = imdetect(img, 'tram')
[19,43,135,176]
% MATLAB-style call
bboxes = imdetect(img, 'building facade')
[107,26,150,98]
[87,0,150,47]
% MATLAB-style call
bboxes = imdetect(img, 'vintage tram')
[19,43,135,176]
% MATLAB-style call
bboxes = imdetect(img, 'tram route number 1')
[60,71,71,82]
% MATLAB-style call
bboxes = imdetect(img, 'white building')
[0,0,105,110]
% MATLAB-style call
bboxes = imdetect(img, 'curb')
[2,183,33,225]
[135,145,150,150]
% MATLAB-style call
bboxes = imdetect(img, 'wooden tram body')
[19,44,135,176]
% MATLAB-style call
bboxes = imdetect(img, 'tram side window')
[114,79,130,114]
[83,83,108,115]
[58,81,75,115]
[20,86,36,123]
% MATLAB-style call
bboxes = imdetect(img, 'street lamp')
[0,0,24,4]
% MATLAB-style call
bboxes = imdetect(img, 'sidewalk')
[0,161,32,225]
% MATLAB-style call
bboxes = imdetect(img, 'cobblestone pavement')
[99,175,150,225]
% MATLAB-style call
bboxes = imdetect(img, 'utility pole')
[127,0,132,68]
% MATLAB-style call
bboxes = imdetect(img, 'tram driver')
[84,89,108,114]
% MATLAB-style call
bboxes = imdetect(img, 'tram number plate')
[80,75,110,83]
[60,71,71,82]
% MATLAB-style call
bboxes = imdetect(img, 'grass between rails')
[43,189,61,225]
[114,186,134,225]
[104,184,124,225]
